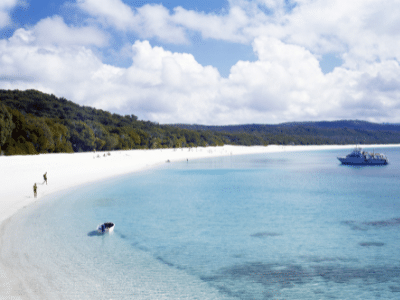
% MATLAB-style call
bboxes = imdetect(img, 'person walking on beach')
[33,183,37,198]
[43,172,47,185]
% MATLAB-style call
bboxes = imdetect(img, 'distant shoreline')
[0,143,399,298]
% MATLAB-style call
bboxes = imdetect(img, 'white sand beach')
[0,144,398,299]
[0,145,356,225]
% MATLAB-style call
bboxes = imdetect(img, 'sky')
[0,0,400,125]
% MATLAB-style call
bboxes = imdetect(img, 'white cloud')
[6,15,108,49]
[73,0,400,67]
[134,4,187,44]
[2,0,400,125]
[117,40,222,121]
[3,20,400,125]
[33,16,108,47]
[218,36,327,123]
[0,0,18,9]
[77,0,187,43]
[172,5,249,43]
[0,30,222,123]
[77,0,136,31]
[0,0,19,28]
[0,32,105,94]
[257,0,400,68]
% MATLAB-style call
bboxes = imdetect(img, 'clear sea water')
[3,147,400,299]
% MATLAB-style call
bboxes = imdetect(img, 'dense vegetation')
[0,89,257,155]
[1,89,400,155]
[173,122,400,145]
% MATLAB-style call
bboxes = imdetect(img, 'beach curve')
[1,144,398,299]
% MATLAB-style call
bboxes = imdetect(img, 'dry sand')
[0,144,398,299]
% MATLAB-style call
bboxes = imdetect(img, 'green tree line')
[0,90,250,155]
[1,89,400,155]
[173,122,400,145]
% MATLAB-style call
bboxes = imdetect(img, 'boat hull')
[97,222,115,233]
[337,157,388,165]
[339,161,388,166]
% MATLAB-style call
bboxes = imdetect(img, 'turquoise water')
[3,147,400,299]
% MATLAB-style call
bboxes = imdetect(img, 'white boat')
[337,147,388,165]
[97,222,115,233]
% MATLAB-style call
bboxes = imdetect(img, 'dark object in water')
[359,242,385,247]
[97,222,115,233]
[250,232,281,238]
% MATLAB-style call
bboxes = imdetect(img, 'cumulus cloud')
[172,6,249,43]
[221,37,326,122]
[134,4,187,44]
[6,14,108,49]
[74,0,400,69]
[0,29,221,123]
[76,0,136,30]
[1,0,400,125]
[32,16,108,47]
[77,0,187,43]
[252,0,400,67]
[0,31,106,94]
[2,19,400,125]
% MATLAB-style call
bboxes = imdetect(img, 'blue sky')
[1,0,400,124]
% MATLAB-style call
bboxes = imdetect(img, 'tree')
[150,137,162,149]
[0,103,14,150]
[46,120,73,153]
[126,129,141,146]
[69,121,95,152]
[25,115,55,153]
[103,133,119,150]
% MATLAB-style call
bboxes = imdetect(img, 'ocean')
[2,147,400,299]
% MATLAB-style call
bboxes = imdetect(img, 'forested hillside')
[0,89,265,155]
[172,121,400,146]
[1,89,400,155]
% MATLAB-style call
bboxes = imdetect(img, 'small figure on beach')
[43,172,47,185]
[33,183,37,198]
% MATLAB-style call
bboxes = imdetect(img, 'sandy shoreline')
[1,144,398,226]
[0,144,399,299]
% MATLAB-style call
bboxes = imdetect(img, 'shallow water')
[2,147,400,299]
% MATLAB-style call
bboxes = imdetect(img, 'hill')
[171,121,400,145]
[172,120,400,133]
[1,89,400,155]
[0,89,263,155]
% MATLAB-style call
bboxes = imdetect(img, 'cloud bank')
[1,0,400,125]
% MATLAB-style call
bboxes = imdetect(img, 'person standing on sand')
[43,172,47,185]
[33,183,37,198]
